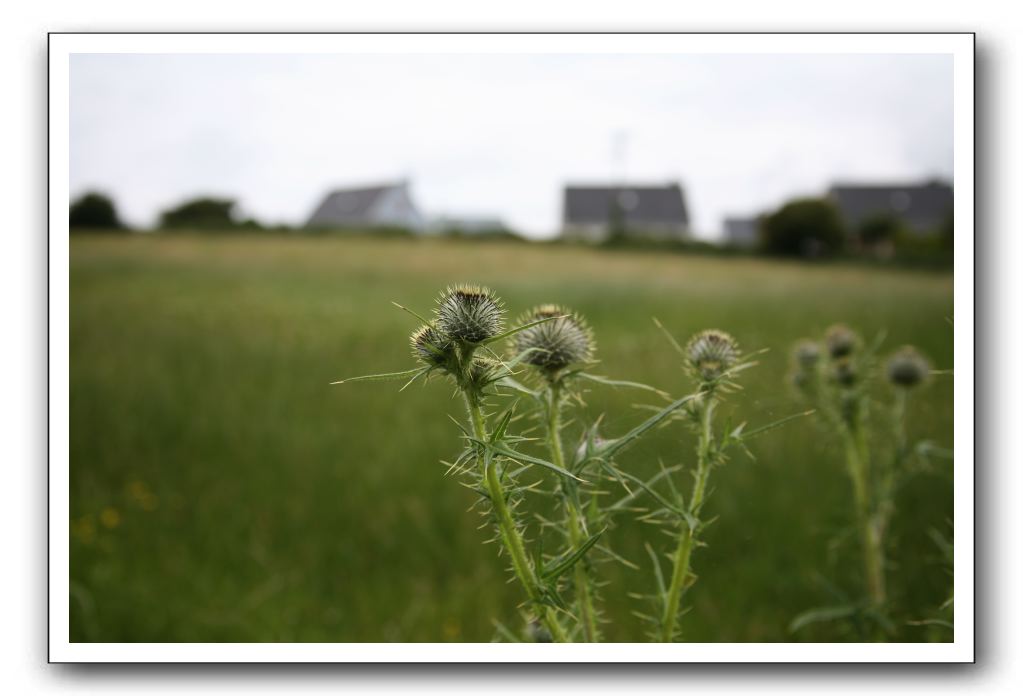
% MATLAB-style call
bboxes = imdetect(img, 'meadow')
[69,233,954,642]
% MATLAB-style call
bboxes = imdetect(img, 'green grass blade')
[789,605,857,634]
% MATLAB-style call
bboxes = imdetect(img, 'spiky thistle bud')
[686,329,739,383]
[435,284,505,344]
[824,324,859,359]
[513,305,595,375]
[793,340,822,370]
[410,324,454,368]
[465,356,505,391]
[886,345,931,388]
[830,356,858,387]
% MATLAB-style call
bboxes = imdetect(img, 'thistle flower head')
[793,340,822,370]
[686,329,739,383]
[464,356,505,391]
[435,284,505,344]
[824,324,859,359]
[513,304,595,374]
[886,345,931,388]
[830,356,858,387]
[410,324,453,368]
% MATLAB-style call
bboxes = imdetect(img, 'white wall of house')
[368,184,424,231]
[563,222,689,243]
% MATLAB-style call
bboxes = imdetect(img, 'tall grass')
[69,234,953,642]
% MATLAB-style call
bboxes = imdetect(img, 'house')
[723,217,760,248]
[827,180,953,237]
[562,183,690,242]
[305,181,424,231]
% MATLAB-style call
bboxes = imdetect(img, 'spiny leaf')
[331,366,426,385]
[492,444,583,482]
[606,463,685,516]
[609,465,683,512]
[595,543,640,570]
[496,376,540,399]
[479,314,566,347]
[491,406,516,443]
[732,409,815,441]
[593,393,700,461]
[645,542,666,598]
[576,372,670,399]
[540,528,606,581]
[652,316,686,357]
[398,367,432,392]
[390,301,433,326]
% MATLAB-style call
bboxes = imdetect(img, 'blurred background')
[69,51,954,642]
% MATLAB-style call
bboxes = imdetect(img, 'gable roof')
[563,184,689,226]
[306,183,400,227]
[828,180,952,232]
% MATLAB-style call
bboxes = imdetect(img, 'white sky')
[70,53,953,239]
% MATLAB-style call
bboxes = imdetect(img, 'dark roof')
[563,184,689,226]
[306,184,395,227]
[828,181,952,232]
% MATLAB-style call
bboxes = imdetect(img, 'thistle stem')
[464,393,568,643]
[661,397,715,642]
[843,421,886,611]
[546,383,599,643]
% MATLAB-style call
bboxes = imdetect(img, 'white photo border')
[49,31,975,663]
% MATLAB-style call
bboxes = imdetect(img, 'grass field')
[69,233,954,642]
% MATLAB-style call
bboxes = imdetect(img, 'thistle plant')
[512,305,602,641]
[336,286,694,642]
[624,322,804,642]
[788,326,946,639]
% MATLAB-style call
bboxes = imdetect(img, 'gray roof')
[306,184,395,227]
[828,181,952,233]
[563,184,689,226]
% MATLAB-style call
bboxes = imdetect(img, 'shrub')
[69,192,123,230]
[759,198,845,257]
[159,197,237,230]
[858,213,904,248]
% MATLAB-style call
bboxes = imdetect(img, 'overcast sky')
[70,52,953,239]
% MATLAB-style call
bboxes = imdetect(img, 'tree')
[759,198,845,257]
[159,197,237,230]
[938,210,953,251]
[858,213,904,248]
[69,192,122,230]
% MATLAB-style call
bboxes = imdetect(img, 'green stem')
[843,420,886,611]
[465,393,569,643]
[661,397,715,642]
[546,383,599,642]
